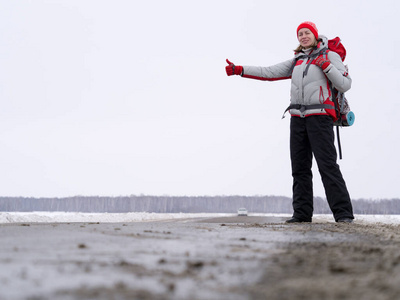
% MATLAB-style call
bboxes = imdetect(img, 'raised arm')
[225,58,294,81]
[242,59,294,81]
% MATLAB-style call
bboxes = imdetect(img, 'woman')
[225,21,354,223]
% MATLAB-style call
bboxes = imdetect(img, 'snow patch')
[0,212,234,224]
[1,212,400,224]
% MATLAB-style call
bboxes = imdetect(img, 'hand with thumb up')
[225,59,243,76]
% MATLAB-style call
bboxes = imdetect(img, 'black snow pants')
[290,115,354,222]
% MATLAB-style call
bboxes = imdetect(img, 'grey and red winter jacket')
[242,35,351,118]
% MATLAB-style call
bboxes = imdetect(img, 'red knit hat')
[297,21,318,39]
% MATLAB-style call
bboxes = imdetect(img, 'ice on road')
[1,213,400,300]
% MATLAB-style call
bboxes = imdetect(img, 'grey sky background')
[0,0,399,199]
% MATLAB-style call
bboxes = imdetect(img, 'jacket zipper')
[301,59,308,106]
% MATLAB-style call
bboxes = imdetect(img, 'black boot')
[285,217,311,223]
[337,218,353,223]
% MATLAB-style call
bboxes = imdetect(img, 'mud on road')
[245,222,400,300]
[1,216,400,300]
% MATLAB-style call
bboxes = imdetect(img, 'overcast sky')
[0,0,399,199]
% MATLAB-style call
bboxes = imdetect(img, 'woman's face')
[297,28,316,49]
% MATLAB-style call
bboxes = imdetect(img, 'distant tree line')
[1,195,399,214]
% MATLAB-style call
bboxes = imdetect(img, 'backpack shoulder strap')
[288,48,328,77]
[287,56,300,77]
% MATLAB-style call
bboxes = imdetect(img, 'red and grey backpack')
[325,37,354,127]
[284,37,355,159]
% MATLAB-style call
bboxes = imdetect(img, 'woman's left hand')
[314,56,331,71]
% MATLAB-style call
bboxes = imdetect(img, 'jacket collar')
[295,35,329,58]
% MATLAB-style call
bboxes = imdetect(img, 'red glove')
[225,59,243,76]
[314,56,331,71]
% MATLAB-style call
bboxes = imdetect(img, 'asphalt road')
[1,216,400,300]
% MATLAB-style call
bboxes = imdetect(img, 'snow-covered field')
[0,212,234,224]
[1,211,400,224]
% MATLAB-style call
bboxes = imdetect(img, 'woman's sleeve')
[242,59,294,81]
[324,51,352,93]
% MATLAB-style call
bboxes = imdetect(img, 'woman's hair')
[294,39,320,53]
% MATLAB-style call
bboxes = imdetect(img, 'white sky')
[0,0,399,199]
